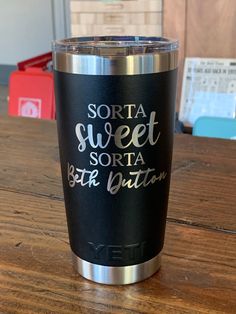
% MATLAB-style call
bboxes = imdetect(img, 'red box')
[9,53,55,120]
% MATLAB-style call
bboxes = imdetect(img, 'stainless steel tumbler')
[53,36,178,285]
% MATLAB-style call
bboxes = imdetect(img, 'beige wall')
[0,0,69,66]
[0,0,53,65]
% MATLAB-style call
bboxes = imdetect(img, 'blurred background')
[0,0,235,136]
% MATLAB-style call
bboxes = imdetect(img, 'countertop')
[0,116,235,314]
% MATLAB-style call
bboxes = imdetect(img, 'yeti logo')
[88,241,146,261]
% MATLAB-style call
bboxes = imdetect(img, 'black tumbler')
[53,36,178,284]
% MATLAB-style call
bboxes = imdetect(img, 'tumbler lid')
[53,36,178,56]
[53,36,178,75]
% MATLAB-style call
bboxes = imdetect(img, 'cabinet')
[70,0,163,36]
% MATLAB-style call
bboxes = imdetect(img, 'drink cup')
[53,36,178,284]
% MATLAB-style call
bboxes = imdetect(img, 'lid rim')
[53,36,179,56]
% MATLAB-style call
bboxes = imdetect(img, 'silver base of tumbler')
[72,252,162,285]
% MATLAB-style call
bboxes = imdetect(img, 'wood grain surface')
[186,0,236,58]
[163,0,187,111]
[0,116,236,314]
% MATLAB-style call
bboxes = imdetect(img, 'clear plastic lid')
[53,36,179,56]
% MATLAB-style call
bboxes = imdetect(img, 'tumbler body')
[53,36,178,284]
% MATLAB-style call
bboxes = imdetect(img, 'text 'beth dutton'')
[68,164,167,194]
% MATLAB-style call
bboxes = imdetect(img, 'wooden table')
[0,116,236,314]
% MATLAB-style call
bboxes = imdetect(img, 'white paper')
[179,58,236,126]
[188,92,236,125]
